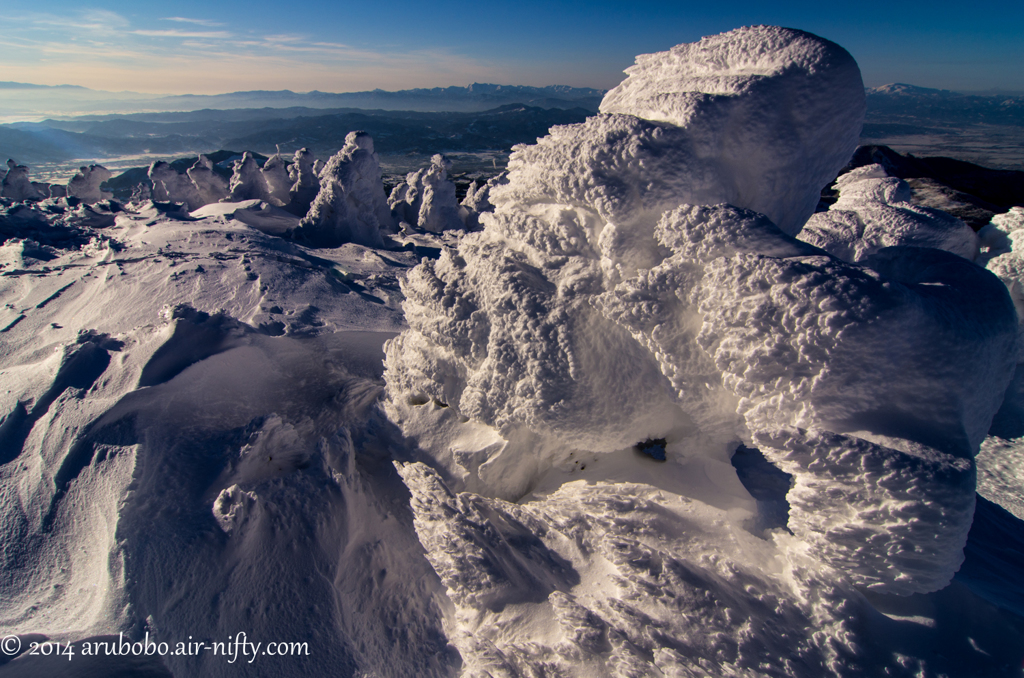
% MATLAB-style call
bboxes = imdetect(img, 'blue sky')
[1,1,1021,94]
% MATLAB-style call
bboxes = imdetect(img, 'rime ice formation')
[187,154,230,206]
[3,27,1024,678]
[149,160,203,210]
[2,160,45,202]
[599,25,865,236]
[261,153,293,206]
[286,148,321,216]
[297,132,393,248]
[459,173,507,230]
[227,152,270,203]
[66,164,112,203]
[800,164,979,263]
[389,154,463,232]
[383,29,1019,662]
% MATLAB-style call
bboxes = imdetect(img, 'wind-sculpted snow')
[286,148,321,216]
[187,154,231,206]
[801,164,979,263]
[298,132,393,248]
[397,461,882,677]
[3,25,1023,678]
[751,428,976,594]
[0,199,464,677]
[149,160,204,210]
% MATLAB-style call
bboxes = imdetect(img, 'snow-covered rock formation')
[801,164,979,262]
[382,27,1018,672]
[389,154,463,232]
[297,132,393,248]
[66,164,113,203]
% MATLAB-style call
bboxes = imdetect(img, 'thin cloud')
[133,29,234,39]
[161,17,223,27]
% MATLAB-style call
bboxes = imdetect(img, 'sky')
[0,1,1022,95]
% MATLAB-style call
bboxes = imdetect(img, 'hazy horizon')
[1,1,1021,97]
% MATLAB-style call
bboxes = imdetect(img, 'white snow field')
[1,25,1023,678]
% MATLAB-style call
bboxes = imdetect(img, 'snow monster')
[383,26,1017,675]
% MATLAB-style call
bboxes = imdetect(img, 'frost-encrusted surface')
[4,25,1024,678]
[298,132,393,248]
[383,24,1019,633]
[397,461,888,677]
[752,428,975,594]
[66,164,113,203]
[389,154,464,233]
[801,164,979,263]
[600,25,865,236]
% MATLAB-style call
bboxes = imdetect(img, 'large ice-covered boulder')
[66,165,113,203]
[389,154,463,233]
[801,164,979,262]
[383,26,1018,599]
[296,132,393,248]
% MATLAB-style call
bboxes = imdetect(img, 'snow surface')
[2,24,1024,678]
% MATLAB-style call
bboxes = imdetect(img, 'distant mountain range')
[0,82,605,122]
[0,104,593,166]
[3,81,1024,174]
[866,83,1024,126]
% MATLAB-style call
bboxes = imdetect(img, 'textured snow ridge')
[0,201,465,676]
[396,461,887,678]
[298,131,394,248]
[600,25,865,236]
[389,154,465,233]
[800,164,979,263]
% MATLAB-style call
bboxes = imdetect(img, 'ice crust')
[382,23,1018,620]
[298,132,394,248]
